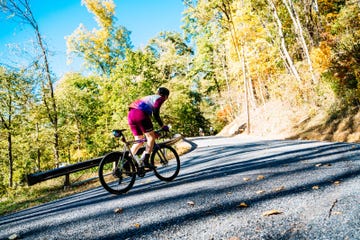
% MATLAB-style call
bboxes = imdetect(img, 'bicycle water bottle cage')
[112,129,125,138]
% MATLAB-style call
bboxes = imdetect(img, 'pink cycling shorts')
[127,108,153,136]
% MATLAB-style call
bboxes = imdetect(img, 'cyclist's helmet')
[157,87,170,97]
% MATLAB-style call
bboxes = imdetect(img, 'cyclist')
[127,87,170,169]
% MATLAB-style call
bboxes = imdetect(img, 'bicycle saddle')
[112,129,126,137]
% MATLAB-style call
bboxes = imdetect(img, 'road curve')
[1,135,359,240]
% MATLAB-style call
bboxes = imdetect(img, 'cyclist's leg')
[128,108,156,169]
[140,116,156,169]
[128,109,145,156]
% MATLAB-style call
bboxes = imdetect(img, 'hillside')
[218,101,360,143]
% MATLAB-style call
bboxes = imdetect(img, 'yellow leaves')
[237,202,248,208]
[256,175,265,180]
[243,177,251,182]
[133,223,141,228]
[262,209,283,216]
[310,41,332,74]
[83,0,115,28]
[312,185,320,190]
[274,186,285,192]
[333,180,341,185]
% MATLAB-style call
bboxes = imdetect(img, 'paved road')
[1,136,360,240]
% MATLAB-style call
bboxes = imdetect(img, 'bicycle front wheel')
[151,145,180,181]
[98,151,136,195]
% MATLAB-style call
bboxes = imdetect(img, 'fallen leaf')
[263,209,283,216]
[243,177,251,181]
[187,201,195,207]
[114,208,123,214]
[256,190,266,194]
[333,180,341,185]
[227,191,233,195]
[237,202,248,208]
[312,185,320,190]
[133,223,141,228]
[8,234,19,240]
[274,186,285,192]
[316,163,332,167]
[228,237,240,240]
[332,211,342,215]
[257,175,265,180]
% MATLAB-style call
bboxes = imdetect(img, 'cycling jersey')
[129,95,166,115]
[128,95,166,131]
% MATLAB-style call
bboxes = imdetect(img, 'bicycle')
[98,129,181,194]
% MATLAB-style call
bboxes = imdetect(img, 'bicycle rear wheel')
[98,151,136,194]
[151,145,180,181]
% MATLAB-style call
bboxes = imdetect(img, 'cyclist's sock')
[143,154,156,169]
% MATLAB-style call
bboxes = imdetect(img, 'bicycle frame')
[114,129,162,172]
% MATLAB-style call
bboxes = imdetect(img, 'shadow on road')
[1,137,359,239]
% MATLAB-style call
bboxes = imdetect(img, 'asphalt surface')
[1,135,360,240]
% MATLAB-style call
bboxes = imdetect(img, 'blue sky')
[0,0,185,77]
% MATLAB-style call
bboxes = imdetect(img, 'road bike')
[98,129,181,194]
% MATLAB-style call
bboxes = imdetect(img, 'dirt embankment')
[218,101,360,143]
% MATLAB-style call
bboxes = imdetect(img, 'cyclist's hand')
[162,125,170,132]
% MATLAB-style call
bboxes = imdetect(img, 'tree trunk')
[242,46,251,134]
[35,122,41,170]
[283,0,317,84]
[268,0,302,82]
[7,129,13,187]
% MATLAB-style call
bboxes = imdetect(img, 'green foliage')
[323,3,360,106]
[66,0,132,76]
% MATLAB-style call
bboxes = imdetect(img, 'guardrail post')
[64,174,70,187]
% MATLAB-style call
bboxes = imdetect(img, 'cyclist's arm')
[152,96,166,128]
[153,108,163,127]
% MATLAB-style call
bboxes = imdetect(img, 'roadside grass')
[0,140,192,217]
[0,171,102,216]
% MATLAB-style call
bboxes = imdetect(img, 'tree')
[66,0,132,76]
[0,67,32,187]
[183,0,240,126]
[56,73,103,161]
[0,0,60,167]
[282,0,317,84]
[324,2,360,106]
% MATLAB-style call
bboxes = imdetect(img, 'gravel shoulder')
[1,135,359,240]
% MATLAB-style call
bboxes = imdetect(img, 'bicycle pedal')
[138,167,146,177]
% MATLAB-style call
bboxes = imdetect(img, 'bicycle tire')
[98,151,136,194]
[151,145,180,181]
